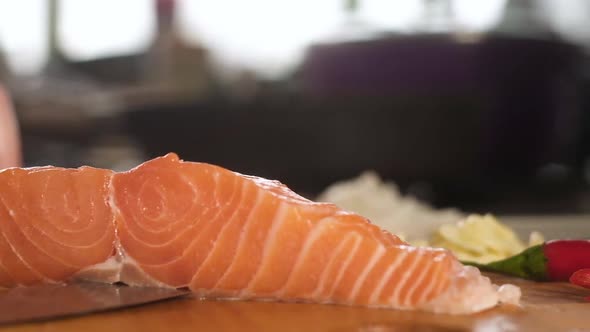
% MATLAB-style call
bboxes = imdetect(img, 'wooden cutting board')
[1,273,589,332]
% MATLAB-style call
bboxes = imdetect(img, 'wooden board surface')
[1,273,589,332]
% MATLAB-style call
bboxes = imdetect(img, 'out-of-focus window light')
[176,0,343,78]
[176,0,507,78]
[6,0,576,79]
[0,0,48,75]
[358,0,423,32]
[452,0,507,32]
[59,0,154,61]
[177,0,429,78]
[540,0,590,46]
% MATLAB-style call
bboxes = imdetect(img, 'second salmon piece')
[111,153,518,314]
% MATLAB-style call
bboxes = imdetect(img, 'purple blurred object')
[300,33,582,180]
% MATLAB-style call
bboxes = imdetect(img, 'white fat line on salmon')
[1,189,94,271]
[21,173,108,247]
[347,244,386,303]
[108,170,124,264]
[181,173,200,205]
[367,250,407,304]
[388,248,424,306]
[0,229,52,284]
[126,204,214,249]
[212,171,220,207]
[202,184,264,290]
[240,201,289,296]
[191,181,255,280]
[137,182,168,223]
[62,189,77,227]
[0,204,54,284]
[26,216,106,248]
[400,252,437,306]
[415,256,444,304]
[40,173,80,232]
[275,215,337,297]
[39,174,95,235]
[38,171,50,214]
[88,195,96,229]
[160,172,204,228]
[310,233,355,299]
[30,193,113,251]
[116,171,238,252]
[213,189,275,289]
[147,175,243,272]
[326,234,362,298]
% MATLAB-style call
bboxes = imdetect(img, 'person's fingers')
[0,84,22,168]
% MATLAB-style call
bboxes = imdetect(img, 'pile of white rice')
[317,171,465,242]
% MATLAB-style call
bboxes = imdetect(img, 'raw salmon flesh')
[0,153,519,314]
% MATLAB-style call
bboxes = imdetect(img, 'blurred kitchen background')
[1,0,590,215]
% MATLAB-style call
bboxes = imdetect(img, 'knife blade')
[0,282,190,325]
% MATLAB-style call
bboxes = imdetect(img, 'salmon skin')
[0,153,519,314]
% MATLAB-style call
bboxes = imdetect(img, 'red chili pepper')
[569,268,590,289]
[464,239,590,281]
[569,269,590,302]
[544,240,590,281]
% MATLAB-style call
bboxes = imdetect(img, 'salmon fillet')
[0,166,115,286]
[0,153,519,314]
